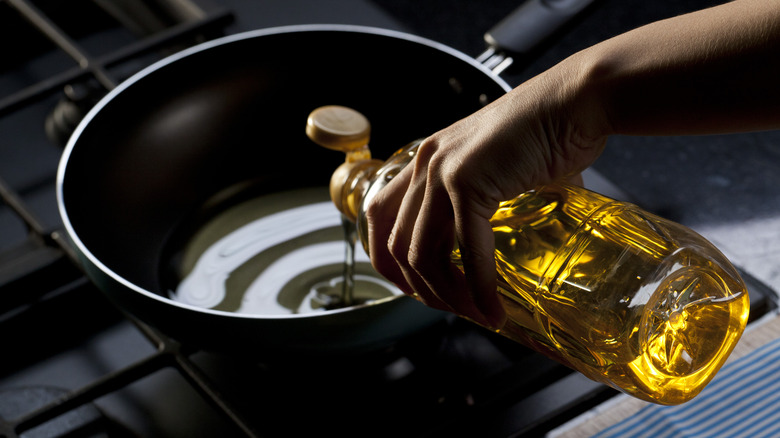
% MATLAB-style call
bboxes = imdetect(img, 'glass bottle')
[306,105,750,405]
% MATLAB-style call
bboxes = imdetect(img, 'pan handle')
[478,0,600,74]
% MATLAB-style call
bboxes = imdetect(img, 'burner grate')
[0,2,268,437]
[0,0,234,118]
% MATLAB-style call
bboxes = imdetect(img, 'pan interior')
[61,28,508,301]
[160,185,401,315]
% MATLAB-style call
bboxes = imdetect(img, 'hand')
[365,62,608,328]
[367,0,779,329]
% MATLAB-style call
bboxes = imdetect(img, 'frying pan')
[57,4,592,357]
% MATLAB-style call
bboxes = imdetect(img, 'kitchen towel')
[548,310,780,438]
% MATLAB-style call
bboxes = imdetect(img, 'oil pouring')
[306,105,749,405]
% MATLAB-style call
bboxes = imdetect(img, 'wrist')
[530,46,613,178]
[564,45,617,142]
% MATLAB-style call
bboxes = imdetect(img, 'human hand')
[365,62,608,328]
[366,0,780,329]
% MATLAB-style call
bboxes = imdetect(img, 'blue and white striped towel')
[548,313,780,438]
[593,336,780,438]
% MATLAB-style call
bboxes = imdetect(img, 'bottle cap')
[306,105,371,152]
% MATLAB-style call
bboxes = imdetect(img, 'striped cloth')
[593,336,780,438]
[548,311,780,438]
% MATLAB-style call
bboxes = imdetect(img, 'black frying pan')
[57,3,592,357]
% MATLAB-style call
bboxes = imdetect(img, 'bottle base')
[624,266,749,404]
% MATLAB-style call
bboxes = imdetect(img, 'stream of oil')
[162,187,400,314]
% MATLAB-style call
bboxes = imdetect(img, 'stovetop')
[1,0,778,437]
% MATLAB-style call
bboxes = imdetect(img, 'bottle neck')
[329,139,425,223]
[329,159,383,222]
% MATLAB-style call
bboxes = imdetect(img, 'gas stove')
[1,0,778,437]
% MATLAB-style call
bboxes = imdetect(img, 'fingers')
[366,166,414,295]
[366,138,504,328]
[454,209,507,329]
[368,141,454,313]
[387,177,454,313]
[409,182,496,326]
[360,68,610,332]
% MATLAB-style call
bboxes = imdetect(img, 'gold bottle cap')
[306,105,371,152]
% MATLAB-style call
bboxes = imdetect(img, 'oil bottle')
[306,105,749,405]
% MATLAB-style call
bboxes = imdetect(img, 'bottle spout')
[307,105,382,221]
[306,105,373,162]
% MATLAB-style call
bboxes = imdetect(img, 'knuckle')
[426,152,450,179]
[364,197,382,224]
[415,136,441,159]
[415,137,451,177]
[407,246,426,273]
[386,230,409,262]
[364,186,391,219]
[408,237,446,275]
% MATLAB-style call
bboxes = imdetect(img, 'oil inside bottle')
[311,104,748,404]
[331,136,748,404]
[482,184,750,404]
[161,187,400,315]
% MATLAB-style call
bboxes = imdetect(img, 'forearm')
[575,0,780,137]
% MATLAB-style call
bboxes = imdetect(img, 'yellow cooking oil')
[307,105,750,405]
[482,184,750,405]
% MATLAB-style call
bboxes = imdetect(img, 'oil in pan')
[161,186,400,314]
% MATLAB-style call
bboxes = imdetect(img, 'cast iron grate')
[0,1,261,436]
